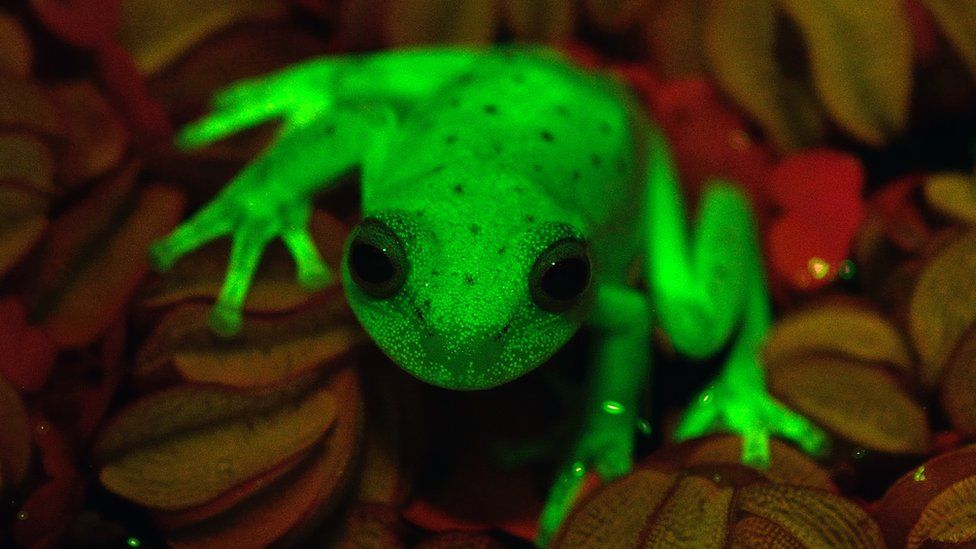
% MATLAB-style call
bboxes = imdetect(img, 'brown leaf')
[555,462,884,548]
[0,373,31,488]
[162,368,363,548]
[0,185,47,278]
[763,300,915,377]
[141,211,347,313]
[940,322,976,437]
[652,435,836,492]
[776,0,912,146]
[96,376,337,509]
[925,171,976,225]
[875,445,976,548]
[50,82,129,186]
[500,0,575,41]
[0,14,32,78]
[705,0,826,150]
[385,0,497,46]
[909,230,976,388]
[136,297,366,388]
[28,164,185,348]
[0,299,56,393]
[0,134,56,193]
[0,74,61,137]
[645,0,710,77]
[117,0,288,75]
[767,355,930,454]
[582,0,647,30]
[921,1,976,80]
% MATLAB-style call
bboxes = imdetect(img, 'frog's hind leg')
[644,127,827,467]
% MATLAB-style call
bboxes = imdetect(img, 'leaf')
[763,301,914,377]
[736,483,884,547]
[705,0,826,150]
[776,0,912,146]
[582,0,647,30]
[136,298,366,388]
[645,0,710,77]
[940,322,976,437]
[0,373,31,488]
[766,151,865,290]
[0,74,61,137]
[0,134,56,193]
[385,0,497,46]
[0,186,47,278]
[909,230,976,388]
[141,211,347,314]
[161,368,363,548]
[50,82,129,186]
[555,462,884,547]
[925,171,976,225]
[875,445,976,548]
[767,354,930,454]
[116,0,287,75]
[28,166,185,347]
[500,0,575,41]
[96,378,338,509]
[0,14,32,77]
[652,435,836,492]
[0,298,56,393]
[921,0,976,79]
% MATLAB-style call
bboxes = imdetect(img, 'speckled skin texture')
[348,50,645,390]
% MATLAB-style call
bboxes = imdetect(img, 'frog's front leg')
[152,103,396,335]
[646,128,828,467]
[537,284,650,547]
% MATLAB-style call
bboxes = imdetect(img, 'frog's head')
[341,195,594,390]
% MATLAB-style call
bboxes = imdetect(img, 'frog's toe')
[593,444,632,479]
[765,400,830,457]
[209,303,243,337]
[282,226,332,290]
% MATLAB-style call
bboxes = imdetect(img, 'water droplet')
[839,259,856,280]
[601,400,625,415]
[701,392,713,404]
[127,537,142,548]
[808,257,830,280]
[637,418,652,435]
[852,448,867,460]
[712,473,722,484]
[16,511,28,521]
[913,466,926,482]
[571,461,585,478]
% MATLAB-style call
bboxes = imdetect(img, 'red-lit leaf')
[767,150,865,290]
[28,164,185,348]
[940,321,976,437]
[0,298,56,393]
[0,373,31,487]
[0,134,56,193]
[871,175,933,253]
[0,74,61,137]
[0,186,48,278]
[875,445,976,548]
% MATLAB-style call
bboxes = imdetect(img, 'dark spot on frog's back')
[555,105,570,117]
[445,134,458,145]
[454,184,464,194]
[591,155,603,167]
[484,104,498,115]
[464,274,475,285]
[469,224,481,235]
[540,131,554,142]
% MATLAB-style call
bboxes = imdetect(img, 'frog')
[149,46,828,545]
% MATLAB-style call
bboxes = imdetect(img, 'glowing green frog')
[150,47,826,544]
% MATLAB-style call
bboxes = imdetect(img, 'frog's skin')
[151,47,827,545]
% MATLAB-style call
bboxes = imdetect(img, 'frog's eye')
[530,238,591,312]
[348,218,408,298]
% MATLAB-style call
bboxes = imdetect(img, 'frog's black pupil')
[541,257,589,300]
[351,243,395,284]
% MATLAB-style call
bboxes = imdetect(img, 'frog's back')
[368,48,647,282]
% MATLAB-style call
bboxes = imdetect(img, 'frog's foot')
[150,196,331,337]
[537,420,634,547]
[674,374,829,468]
